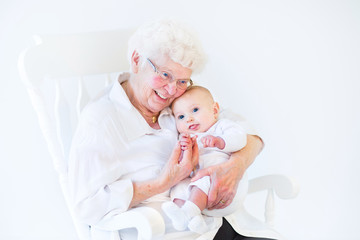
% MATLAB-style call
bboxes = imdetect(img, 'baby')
[162,86,247,234]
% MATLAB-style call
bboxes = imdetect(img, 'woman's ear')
[131,50,141,73]
[213,102,220,119]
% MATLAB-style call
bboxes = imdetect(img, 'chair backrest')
[18,29,134,240]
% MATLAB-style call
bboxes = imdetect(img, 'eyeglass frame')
[146,58,193,90]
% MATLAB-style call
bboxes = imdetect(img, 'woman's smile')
[155,90,168,100]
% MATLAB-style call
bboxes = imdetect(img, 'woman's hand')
[160,137,199,189]
[131,138,199,208]
[191,135,264,209]
[179,133,193,151]
[191,158,242,209]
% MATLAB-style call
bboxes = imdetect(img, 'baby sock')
[162,201,188,230]
[162,200,202,231]
[162,200,207,232]
[188,215,209,234]
[181,200,201,220]
[181,201,208,233]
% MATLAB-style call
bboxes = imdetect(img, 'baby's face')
[172,90,218,134]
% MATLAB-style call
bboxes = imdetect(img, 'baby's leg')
[188,186,208,211]
[162,179,190,231]
[162,200,188,231]
[162,186,209,233]
[173,198,185,207]
[185,186,209,233]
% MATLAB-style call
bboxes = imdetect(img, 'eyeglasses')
[146,58,193,90]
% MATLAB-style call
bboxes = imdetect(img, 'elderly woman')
[68,19,271,240]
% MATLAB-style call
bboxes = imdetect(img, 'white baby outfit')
[162,118,248,233]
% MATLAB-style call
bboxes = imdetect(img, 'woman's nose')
[165,81,177,95]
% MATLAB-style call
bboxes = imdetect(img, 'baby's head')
[171,86,219,134]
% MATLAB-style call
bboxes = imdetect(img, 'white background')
[1,0,359,239]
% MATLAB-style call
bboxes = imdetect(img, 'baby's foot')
[161,201,188,231]
[188,215,208,234]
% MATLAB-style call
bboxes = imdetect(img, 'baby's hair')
[171,85,214,110]
[185,85,213,99]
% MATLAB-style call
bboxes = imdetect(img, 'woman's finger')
[191,167,210,182]
[208,180,236,209]
[208,192,230,210]
[191,138,199,167]
[169,142,182,164]
[180,146,194,175]
[207,181,229,209]
[207,186,218,209]
[210,193,234,209]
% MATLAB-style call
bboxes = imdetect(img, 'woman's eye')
[162,72,170,79]
[178,115,184,120]
[193,108,199,113]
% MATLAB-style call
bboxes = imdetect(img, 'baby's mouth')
[189,124,200,131]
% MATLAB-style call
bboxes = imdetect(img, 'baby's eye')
[193,108,199,113]
[178,115,185,120]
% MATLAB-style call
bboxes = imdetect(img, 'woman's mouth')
[155,91,167,100]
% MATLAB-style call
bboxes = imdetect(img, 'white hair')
[128,19,207,74]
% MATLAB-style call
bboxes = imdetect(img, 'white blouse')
[68,73,279,240]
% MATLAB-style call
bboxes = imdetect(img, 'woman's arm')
[130,140,199,208]
[70,123,198,224]
[191,134,264,209]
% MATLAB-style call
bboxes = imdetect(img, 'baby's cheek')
[176,122,185,134]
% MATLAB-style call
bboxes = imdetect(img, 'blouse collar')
[108,72,173,141]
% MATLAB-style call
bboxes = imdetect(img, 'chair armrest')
[93,206,165,240]
[247,174,300,227]
[248,174,300,199]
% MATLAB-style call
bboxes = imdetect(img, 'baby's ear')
[213,102,220,118]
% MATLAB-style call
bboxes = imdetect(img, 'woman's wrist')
[231,135,263,172]
[131,177,169,208]
[228,154,246,181]
[156,175,172,192]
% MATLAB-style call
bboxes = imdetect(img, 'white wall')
[1,0,359,239]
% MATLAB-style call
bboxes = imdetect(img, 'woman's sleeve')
[218,108,259,136]
[68,108,133,225]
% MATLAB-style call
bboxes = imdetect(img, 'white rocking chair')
[18,29,299,240]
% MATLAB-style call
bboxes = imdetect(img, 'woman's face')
[133,55,192,114]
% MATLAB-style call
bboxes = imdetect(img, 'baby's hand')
[179,133,192,150]
[201,135,225,150]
